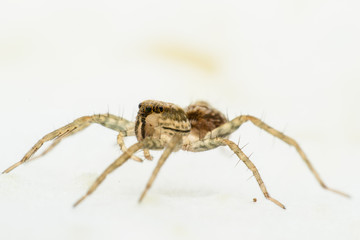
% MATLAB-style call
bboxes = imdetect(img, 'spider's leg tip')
[267,196,286,209]
[324,186,351,198]
[276,202,286,210]
[73,195,86,208]
[2,162,21,174]
[73,201,81,208]
[138,192,147,203]
[335,190,351,198]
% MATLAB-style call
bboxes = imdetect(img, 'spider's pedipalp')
[143,149,153,160]
[117,132,143,162]
[2,114,134,174]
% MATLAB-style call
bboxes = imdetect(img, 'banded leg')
[2,114,134,174]
[73,141,143,207]
[30,126,77,161]
[74,137,167,207]
[138,134,182,202]
[204,115,349,198]
[187,137,285,209]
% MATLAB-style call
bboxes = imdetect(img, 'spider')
[2,100,349,209]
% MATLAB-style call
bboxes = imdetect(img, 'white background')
[0,1,359,239]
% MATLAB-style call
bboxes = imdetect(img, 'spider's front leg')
[186,138,286,209]
[73,141,144,207]
[2,114,135,174]
[138,134,182,202]
[73,136,179,207]
[204,115,349,198]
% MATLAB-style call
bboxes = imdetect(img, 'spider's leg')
[186,137,285,209]
[138,134,182,202]
[30,127,75,161]
[3,114,134,174]
[73,141,143,207]
[117,132,143,162]
[219,138,285,209]
[206,115,349,197]
[33,118,133,161]
[74,137,165,207]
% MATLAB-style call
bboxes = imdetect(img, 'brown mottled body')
[186,101,228,139]
[3,100,349,208]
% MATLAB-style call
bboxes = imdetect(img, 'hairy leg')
[203,115,349,197]
[74,137,167,207]
[186,137,285,209]
[138,134,182,202]
[73,141,143,207]
[3,114,134,174]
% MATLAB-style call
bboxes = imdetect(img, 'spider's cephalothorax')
[135,100,191,143]
[2,100,349,208]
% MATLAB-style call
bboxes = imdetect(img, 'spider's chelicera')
[2,100,349,208]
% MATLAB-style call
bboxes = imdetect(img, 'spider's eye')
[159,106,164,112]
[145,106,152,113]
[138,103,142,109]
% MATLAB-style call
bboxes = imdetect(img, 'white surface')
[1,1,359,240]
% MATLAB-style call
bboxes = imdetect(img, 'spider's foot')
[2,161,22,174]
[267,196,286,209]
[138,192,146,203]
[138,187,150,203]
[323,185,350,198]
[73,195,88,208]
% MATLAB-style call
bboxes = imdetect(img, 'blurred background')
[0,1,359,240]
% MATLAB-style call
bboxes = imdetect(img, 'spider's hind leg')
[240,115,349,197]
[205,115,349,198]
[3,114,134,174]
[186,137,285,209]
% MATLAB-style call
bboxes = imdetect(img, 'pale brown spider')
[2,100,349,208]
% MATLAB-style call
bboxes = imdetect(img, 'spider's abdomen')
[135,100,191,142]
[186,101,228,139]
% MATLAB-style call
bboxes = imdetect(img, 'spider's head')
[135,100,191,141]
